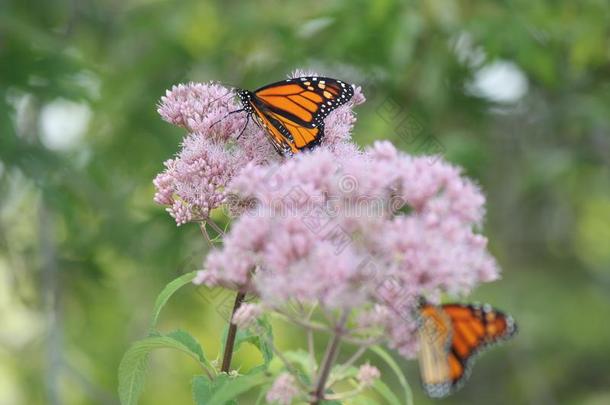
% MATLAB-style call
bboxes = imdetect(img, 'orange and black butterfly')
[236,76,354,156]
[417,302,517,398]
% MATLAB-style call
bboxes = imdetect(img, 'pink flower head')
[231,303,263,328]
[357,363,381,387]
[157,82,242,141]
[266,373,300,405]
[199,141,500,358]
[154,82,277,225]
[154,76,365,225]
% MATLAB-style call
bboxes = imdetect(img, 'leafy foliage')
[192,372,268,405]
[150,271,198,331]
[118,332,210,405]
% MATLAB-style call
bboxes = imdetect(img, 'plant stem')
[310,312,348,405]
[207,218,226,236]
[221,291,246,373]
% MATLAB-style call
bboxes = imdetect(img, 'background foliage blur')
[1,0,609,404]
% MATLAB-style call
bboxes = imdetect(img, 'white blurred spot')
[469,60,528,103]
[39,99,92,151]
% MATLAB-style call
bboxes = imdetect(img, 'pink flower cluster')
[197,141,499,357]
[154,82,275,224]
[266,373,300,405]
[357,363,381,387]
[155,73,501,359]
[153,77,364,225]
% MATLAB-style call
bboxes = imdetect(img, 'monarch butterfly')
[417,302,517,398]
[236,76,355,156]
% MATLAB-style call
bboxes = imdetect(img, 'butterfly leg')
[235,113,250,140]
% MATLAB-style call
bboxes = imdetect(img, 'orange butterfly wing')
[418,303,517,398]
[247,103,322,155]
[239,77,354,156]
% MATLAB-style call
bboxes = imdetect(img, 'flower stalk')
[311,312,348,405]
[220,291,246,373]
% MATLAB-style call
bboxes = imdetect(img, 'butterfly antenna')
[209,108,246,130]
[206,88,236,106]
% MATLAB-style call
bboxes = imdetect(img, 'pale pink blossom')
[357,363,381,387]
[158,76,501,362]
[157,82,243,141]
[231,303,263,328]
[198,141,499,358]
[154,82,276,225]
[266,373,300,405]
[155,78,364,225]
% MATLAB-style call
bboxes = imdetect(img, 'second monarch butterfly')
[417,301,517,398]
[236,76,355,156]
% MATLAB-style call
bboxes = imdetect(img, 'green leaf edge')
[149,270,197,331]
[119,334,211,405]
[370,345,414,405]
[206,372,269,404]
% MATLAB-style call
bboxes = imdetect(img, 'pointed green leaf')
[370,346,413,405]
[192,374,237,405]
[371,379,402,405]
[166,329,211,369]
[206,372,268,404]
[221,315,275,369]
[117,342,150,405]
[192,375,214,404]
[119,334,211,405]
[150,271,197,330]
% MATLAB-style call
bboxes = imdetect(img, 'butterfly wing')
[418,305,455,397]
[244,77,354,155]
[418,303,517,398]
[254,76,354,128]
[248,102,300,156]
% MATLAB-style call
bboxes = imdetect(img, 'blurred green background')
[1,0,609,404]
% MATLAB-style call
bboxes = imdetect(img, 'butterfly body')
[237,76,354,156]
[418,302,517,398]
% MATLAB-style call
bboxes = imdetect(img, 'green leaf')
[149,271,197,330]
[371,379,402,405]
[117,342,150,405]
[118,334,212,405]
[254,384,272,405]
[240,317,274,366]
[221,315,275,368]
[350,396,382,405]
[166,329,211,369]
[329,364,358,383]
[192,375,214,404]
[370,346,413,405]
[283,349,315,375]
[193,373,269,405]
[192,374,237,405]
